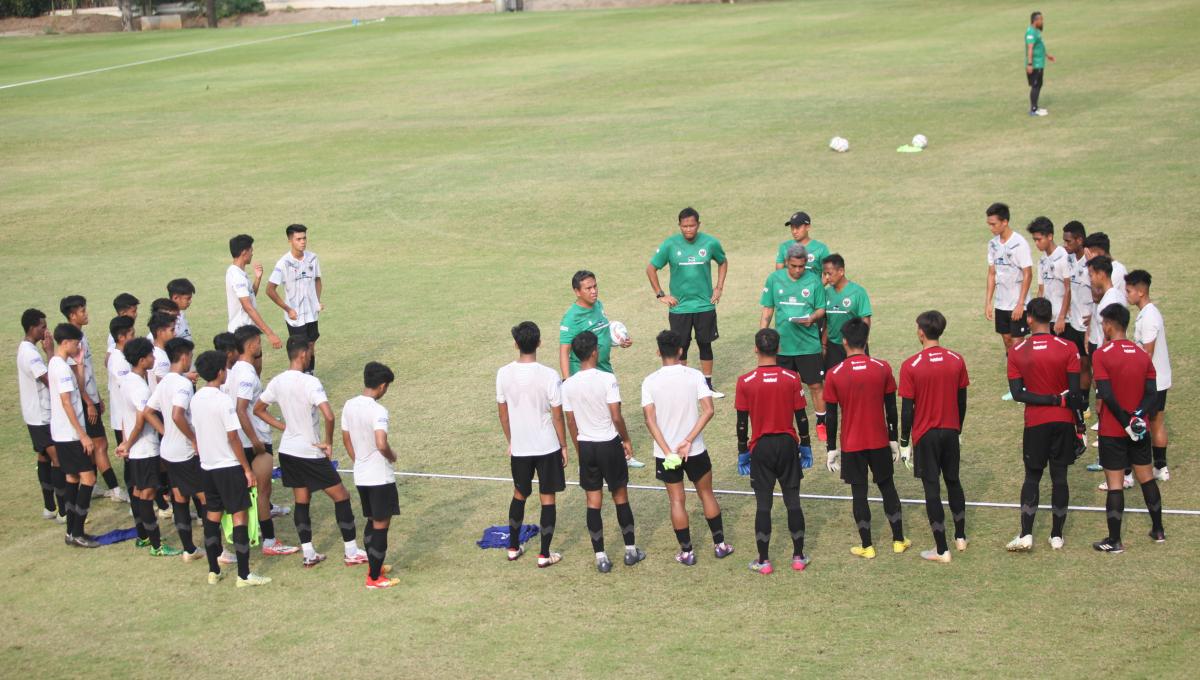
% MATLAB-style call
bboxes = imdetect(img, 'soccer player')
[115,338,182,557]
[1082,232,1126,291]
[342,362,401,588]
[898,311,970,563]
[48,323,99,548]
[266,224,323,374]
[106,316,137,519]
[559,270,642,468]
[561,331,644,573]
[1061,221,1092,390]
[226,234,282,349]
[105,292,139,351]
[1027,217,1071,335]
[1005,297,1084,552]
[821,253,872,371]
[824,318,908,559]
[983,203,1033,368]
[191,350,270,587]
[1091,303,1165,552]
[643,330,732,565]
[1126,270,1172,481]
[17,309,63,520]
[255,337,365,567]
[760,243,828,440]
[1088,256,1126,364]
[645,207,729,397]
[775,211,830,279]
[735,328,810,575]
[496,322,568,568]
[147,312,176,390]
[229,324,297,556]
[1025,11,1055,116]
[167,278,196,342]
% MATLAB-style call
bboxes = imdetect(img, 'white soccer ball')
[609,321,629,345]
[912,134,928,149]
[829,136,849,153]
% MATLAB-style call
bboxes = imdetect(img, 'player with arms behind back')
[983,203,1033,401]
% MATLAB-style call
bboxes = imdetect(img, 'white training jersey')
[149,345,170,392]
[226,264,256,333]
[191,386,241,470]
[268,251,322,326]
[1038,245,1071,321]
[1111,260,1127,293]
[495,361,563,457]
[119,372,159,460]
[641,364,712,459]
[226,360,272,447]
[341,395,394,486]
[1090,285,1126,347]
[1134,303,1172,391]
[106,348,131,430]
[174,311,192,342]
[1067,254,1091,332]
[561,368,621,442]
[16,340,50,426]
[987,232,1034,311]
[148,372,196,463]
[48,355,84,442]
[67,333,101,403]
[259,369,328,459]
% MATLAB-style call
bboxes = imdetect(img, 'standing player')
[898,311,970,563]
[824,319,908,559]
[226,234,282,349]
[775,211,830,279]
[1061,221,1092,394]
[147,312,176,390]
[266,224,323,374]
[17,309,63,520]
[760,244,828,440]
[1025,11,1055,116]
[1126,270,1172,481]
[255,337,365,568]
[559,270,641,468]
[106,316,137,522]
[983,204,1033,394]
[1027,217,1072,336]
[106,293,139,351]
[561,331,644,573]
[1091,304,1165,552]
[48,323,99,548]
[342,362,402,589]
[496,322,568,568]
[642,330,732,565]
[645,207,729,397]
[820,253,872,371]
[1005,298,1084,552]
[1088,256,1129,485]
[166,279,196,342]
[735,328,810,575]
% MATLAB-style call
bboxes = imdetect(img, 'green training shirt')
[649,232,727,315]
[560,300,613,375]
[760,269,826,356]
[776,238,830,278]
[1025,26,1045,69]
[824,280,873,344]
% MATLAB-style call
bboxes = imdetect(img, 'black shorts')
[668,311,718,356]
[203,465,252,514]
[511,451,566,496]
[750,434,802,492]
[778,353,824,385]
[84,416,106,440]
[27,424,52,454]
[913,429,961,483]
[1059,325,1087,357]
[1099,436,1151,470]
[54,439,94,475]
[1027,67,1044,88]
[824,343,847,371]
[279,453,342,491]
[1022,421,1077,470]
[841,447,893,485]
[167,457,204,498]
[127,456,162,491]
[1087,342,1098,357]
[358,483,400,519]
[1152,390,1167,413]
[286,321,320,343]
[577,437,629,492]
[243,443,274,461]
[655,451,713,485]
[994,309,1029,337]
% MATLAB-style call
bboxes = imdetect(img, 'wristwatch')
[655,290,666,298]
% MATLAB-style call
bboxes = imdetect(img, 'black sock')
[232,524,250,580]
[101,467,119,491]
[368,524,387,580]
[786,505,806,557]
[202,517,222,573]
[260,518,275,541]
[851,483,872,547]
[1020,469,1042,536]
[946,479,967,539]
[1105,490,1124,542]
[141,499,161,549]
[131,497,148,540]
[156,470,170,510]
[1152,446,1167,469]
[75,484,93,538]
[51,466,67,516]
[63,481,79,537]
[586,507,604,553]
[923,478,948,554]
[615,502,635,547]
[815,412,826,426]
[674,527,692,552]
[155,493,169,511]
[1141,480,1164,533]
[334,499,357,543]
[705,376,714,390]
[754,509,771,562]
[37,460,55,512]
[172,501,196,552]
[879,479,904,542]
[1049,466,1069,538]
[294,502,312,544]
[706,513,725,545]
[508,497,526,550]
[539,504,556,557]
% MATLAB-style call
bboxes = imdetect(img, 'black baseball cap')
[785,211,811,227]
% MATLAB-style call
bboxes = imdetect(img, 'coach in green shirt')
[761,243,829,436]
[646,207,729,397]
[821,253,873,370]
[776,211,829,279]
[1025,11,1056,116]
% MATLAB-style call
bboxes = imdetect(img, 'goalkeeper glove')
[1125,414,1148,441]
[737,451,752,476]
[662,453,683,471]
[826,449,841,473]
[889,440,901,463]
[900,443,913,470]
[798,444,813,470]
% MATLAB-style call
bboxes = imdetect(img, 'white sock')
[625,545,638,554]
[595,551,607,560]
[262,537,276,548]
[344,540,359,558]
[302,542,316,559]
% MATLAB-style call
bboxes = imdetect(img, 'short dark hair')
[1088,255,1113,277]
[1026,216,1054,237]
[822,253,845,270]
[59,295,86,319]
[677,207,699,223]
[656,330,683,358]
[148,312,175,336]
[571,330,598,362]
[754,328,780,356]
[213,332,237,354]
[165,337,195,364]
[109,315,135,340]
[1062,220,1086,239]
[229,234,254,258]
[21,308,45,334]
[233,324,262,353]
[112,293,140,313]
[986,202,1010,222]
[195,351,226,382]
[1099,303,1130,330]
[286,223,307,237]
[286,335,309,359]
[123,337,154,366]
[511,321,540,355]
[53,323,82,343]
[842,317,870,349]
[1031,11,1042,23]
[1026,297,1053,324]
[1125,269,1151,289]
[364,361,395,389]
[150,298,179,316]
[571,270,596,291]
[1082,232,1111,254]
[916,310,947,340]
[167,278,195,297]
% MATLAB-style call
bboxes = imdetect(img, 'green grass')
[2,1,1199,676]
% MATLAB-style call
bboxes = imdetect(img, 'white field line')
[0,18,384,91]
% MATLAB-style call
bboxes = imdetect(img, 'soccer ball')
[609,321,630,345]
[829,136,849,153]
[912,134,928,149]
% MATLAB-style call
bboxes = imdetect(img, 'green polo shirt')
[776,238,830,278]
[1025,26,1045,69]
[824,280,873,344]
[760,269,826,356]
[560,300,613,375]
[649,232,726,315]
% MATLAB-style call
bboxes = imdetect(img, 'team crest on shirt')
[801,289,811,298]
[842,298,851,307]
[699,248,707,257]
[807,254,815,263]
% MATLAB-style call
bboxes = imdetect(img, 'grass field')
[2,0,1199,676]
